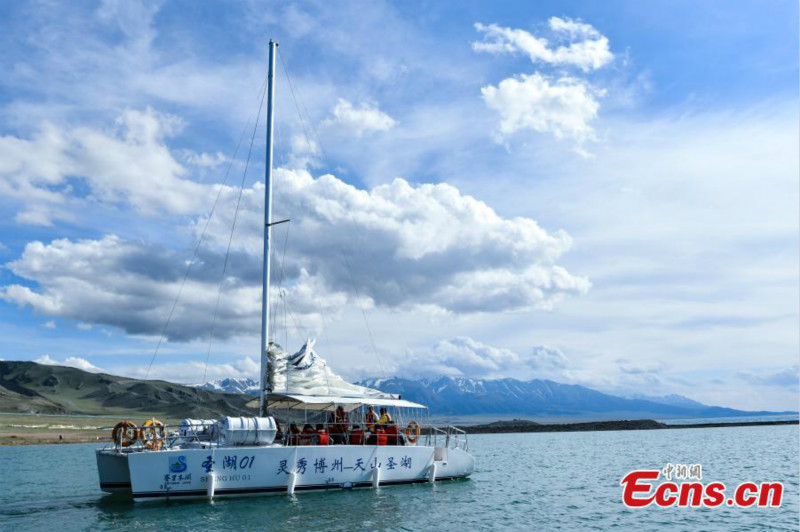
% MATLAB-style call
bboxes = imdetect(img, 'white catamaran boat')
[95,40,475,501]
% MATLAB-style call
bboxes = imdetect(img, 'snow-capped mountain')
[355,376,771,420]
[625,393,708,409]
[195,377,260,395]
[194,375,782,420]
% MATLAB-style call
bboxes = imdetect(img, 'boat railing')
[447,426,469,452]
[424,425,468,452]
[100,420,469,452]
[98,421,217,451]
[101,421,418,451]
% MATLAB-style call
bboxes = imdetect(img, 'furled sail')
[267,339,394,398]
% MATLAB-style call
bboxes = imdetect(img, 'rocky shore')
[459,418,798,434]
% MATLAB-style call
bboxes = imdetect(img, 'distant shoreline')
[2,415,797,447]
[460,418,799,434]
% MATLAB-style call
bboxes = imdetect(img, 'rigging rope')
[343,255,383,372]
[269,224,290,341]
[277,48,390,378]
[145,73,269,380]
[144,119,262,380]
[201,73,270,383]
[278,50,332,165]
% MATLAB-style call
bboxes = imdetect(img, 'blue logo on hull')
[169,456,187,473]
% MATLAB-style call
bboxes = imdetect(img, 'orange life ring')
[404,420,421,445]
[111,421,139,447]
[140,418,166,450]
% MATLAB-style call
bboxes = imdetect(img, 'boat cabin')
[266,394,427,447]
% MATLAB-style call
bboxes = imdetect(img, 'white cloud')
[33,351,257,384]
[324,99,396,137]
[1,169,588,341]
[42,320,56,329]
[1,0,268,132]
[31,347,258,385]
[530,345,569,369]
[481,73,602,144]
[288,133,321,170]
[0,108,206,221]
[1,235,263,341]
[203,169,590,313]
[0,2,794,413]
[35,354,103,373]
[35,354,58,365]
[121,356,260,384]
[473,18,612,148]
[389,337,569,380]
[473,19,613,72]
[15,209,56,227]
[182,150,229,169]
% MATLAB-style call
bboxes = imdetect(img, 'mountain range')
[198,375,793,421]
[0,361,256,418]
[196,377,260,395]
[2,361,793,421]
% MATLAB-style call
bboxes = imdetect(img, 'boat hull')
[97,444,473,501]
[96,449,132,493]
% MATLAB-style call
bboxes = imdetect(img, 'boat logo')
[169,456,187,473]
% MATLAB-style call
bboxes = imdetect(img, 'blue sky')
[0,0,797,410]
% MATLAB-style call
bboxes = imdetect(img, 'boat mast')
[259,39,277,417]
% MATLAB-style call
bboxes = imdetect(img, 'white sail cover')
[267,339,394,399]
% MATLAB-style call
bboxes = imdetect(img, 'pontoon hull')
[96,449,132,493]
[97,445,473,501]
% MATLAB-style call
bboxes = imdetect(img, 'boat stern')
[96,449,131,493]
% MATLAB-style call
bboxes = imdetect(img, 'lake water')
[659,414,799,425]
[1,425,797,531]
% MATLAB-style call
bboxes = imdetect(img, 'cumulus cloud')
[35,354,103,373]
[1,169,588,341]
[324,99,396,136]
[481,73,602,144]
[288,133,321,170]
[390,337,569,379]
[473,18,613,72]
[203,169,590,313]
[473,18,612,149]
[0,108,205,224]
[1,235,264,341]
[529,345,569,369]
[120,356,260,384]
[33,352,259,385]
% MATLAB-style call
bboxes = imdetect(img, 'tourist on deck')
[329,405,348,444]
[365,405,378,429]
[378,407,393,425]
[299,423,315,446]
[288,422,300,445]
[315,423,329,445]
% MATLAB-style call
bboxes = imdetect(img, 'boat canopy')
[266,393,426,412]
